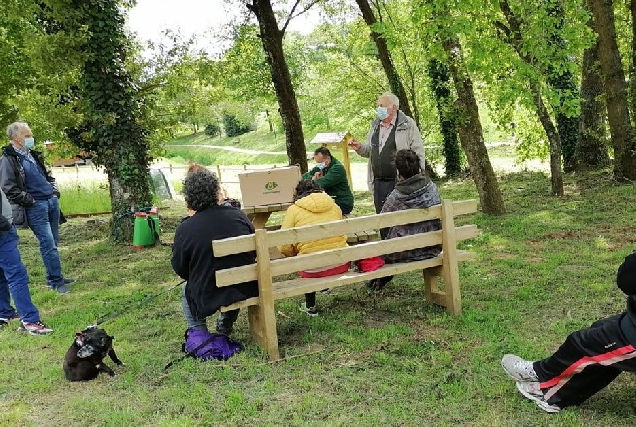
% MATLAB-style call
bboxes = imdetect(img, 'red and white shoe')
[18,321,54,335]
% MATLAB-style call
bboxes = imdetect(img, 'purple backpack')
[183,328,243,361]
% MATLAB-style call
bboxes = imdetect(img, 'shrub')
[223,112,253,137]
[204,123,221,137]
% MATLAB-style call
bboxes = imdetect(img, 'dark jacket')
[380,173,442,263]
[0,144,59,207]
[302,157,353,209]
[171,205,258,320]
[617,252,636,342]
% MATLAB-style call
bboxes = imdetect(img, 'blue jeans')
[25,197,64,288]
[181,284,238,331]
[0,226,40,323]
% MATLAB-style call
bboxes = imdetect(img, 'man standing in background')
[348,92,427,219]
[0,122,73,294]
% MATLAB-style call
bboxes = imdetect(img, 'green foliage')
[222,111,253,137]
[204,123,221,137]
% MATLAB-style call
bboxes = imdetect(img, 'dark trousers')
[373,178,396,239]
[534,313,636,409]
[337,202,353,216]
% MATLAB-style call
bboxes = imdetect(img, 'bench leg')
[247,305,280,361]
[423,266,447,307]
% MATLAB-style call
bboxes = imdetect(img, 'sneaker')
[18,321,54,335]
[299,303,318,317]
[46,278,75,289]
[53,284,71,294]
[515,381,561,413]
[501,354,539,382]
[0,314,20,329]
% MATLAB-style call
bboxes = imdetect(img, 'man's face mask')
[317,162,327,170]
[24,137,35,149]
[376,106,389,120]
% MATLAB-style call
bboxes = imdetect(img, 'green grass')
[2,169,636,425]
[58,182,111,214]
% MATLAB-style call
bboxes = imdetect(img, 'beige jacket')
[356,111,426,191]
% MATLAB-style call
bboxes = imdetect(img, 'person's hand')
[348,139,361,151]
[312,171,322,180]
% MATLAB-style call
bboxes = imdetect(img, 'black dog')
[63,326,123,381]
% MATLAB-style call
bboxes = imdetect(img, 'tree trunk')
[630,0,636,120]
[248,0,307,172]
[545,0,579,173]
[428,59,462,177]
[442,37,505,215]
[497,0,564,192]
[354,0,413,120]
[589,0,636,181]
[576,5,609,170]
[530,82,564,195]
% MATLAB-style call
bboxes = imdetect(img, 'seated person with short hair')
[303,147,354,215]
[171,168,258,357]
[367,149,442,291]
[278,180,349,316]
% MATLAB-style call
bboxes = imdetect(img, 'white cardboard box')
[238,166,301,206]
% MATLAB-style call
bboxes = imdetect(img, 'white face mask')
[316,162,327,170]
[24,137,35,149]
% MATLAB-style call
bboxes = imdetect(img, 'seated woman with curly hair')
[367,149,442,290]
[171,168,258,355]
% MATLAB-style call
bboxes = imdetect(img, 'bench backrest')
[212,199,478,287]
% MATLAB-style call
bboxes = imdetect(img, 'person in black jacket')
[0,122,73,294]
[501,252,636,413]
[171,168,258,337]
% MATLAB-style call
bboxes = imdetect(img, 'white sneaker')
[299,303,318,317]
[501,354,538,382]
[516,381,561,413]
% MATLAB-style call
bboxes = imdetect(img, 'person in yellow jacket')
[278,180,349,316]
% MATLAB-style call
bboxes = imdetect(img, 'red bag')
[354,256,385,272]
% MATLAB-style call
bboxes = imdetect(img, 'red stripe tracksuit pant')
[533,313,636,409]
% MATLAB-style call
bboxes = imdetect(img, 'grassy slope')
[2,169,636,425]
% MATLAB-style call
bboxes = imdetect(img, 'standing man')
[0,188,53,335]
[0,122,73,294]
[302,147,354,215]
[348,92,427,217]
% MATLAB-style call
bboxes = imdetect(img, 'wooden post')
[440,199,462,314]
[216,165,222,183]
[169,164,173,174]
[251,228,280,360]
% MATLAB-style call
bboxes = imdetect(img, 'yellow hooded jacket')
[278,192,348,257]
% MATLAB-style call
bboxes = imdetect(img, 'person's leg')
[181,284,207,331]
[337,203,353,216]
[0,228,40,323]
[0,268,17,323]
[216,309,240,334]
[373,179,395,215]
[26,200,64,288]
[532,314,635,409]
[374,179,396,239]
[48,197,61,245]
[305,292,316,308]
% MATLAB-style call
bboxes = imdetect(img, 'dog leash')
[90,279,186,327]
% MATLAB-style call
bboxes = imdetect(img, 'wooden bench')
[212,199,479,360]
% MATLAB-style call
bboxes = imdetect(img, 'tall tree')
[576,1,609,170]
[428,59,461,177]
[589,0,636,181]
[45,0,153,237]
[496,0,564,195]
[443,36,505,214]
[544,0,579,173]
[244,0,308,171]
[353,0,414,121]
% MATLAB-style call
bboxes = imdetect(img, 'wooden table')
[242,202,293,229]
